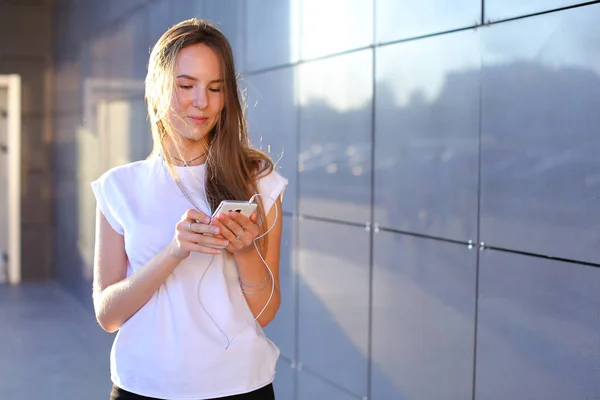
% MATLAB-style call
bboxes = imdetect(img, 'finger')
[177,220,194,235]
[210,216,231,234]
[238,233,254,248]
[229,211,250,227]
[212,218,236,240]
[223,241,236,253]
[249,211,258,224]
[212,219,245,250]
[229,211,259,236]
[186,242,223,255]
[177,220,214,235]
[189,222,221,236]
[215,217,256,250]
[215,213,245,238]
[180,232,229,248]
[183,209,211,224]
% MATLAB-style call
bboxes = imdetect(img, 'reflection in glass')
[477,250,600,399]
[110,12,147,81]
[481,5,600,263]
[273,359,296,400]
[375,29,480,241]
[76,16,150,284]
[246,0,299,71]
[299,50,372,223]
[377,0,480,43]
[146,0,171,52]
[298,370,359,400]
[372,231,476,399]
[54,59,81,114]
[485,0,591,22]
[204,0,246,72]
[246,67,298,213]
[298,220,369,397]
[301,0,373,60]
[77,32,111,283]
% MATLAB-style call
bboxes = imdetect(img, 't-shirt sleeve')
[257,168,288,215]
[90,171,125,235]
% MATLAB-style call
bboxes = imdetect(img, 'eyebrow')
[176,75,223,84]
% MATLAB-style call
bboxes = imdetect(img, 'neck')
[165,137,208,167]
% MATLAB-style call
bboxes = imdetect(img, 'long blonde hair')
[145,18,274,250]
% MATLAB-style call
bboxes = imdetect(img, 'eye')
[208,87,222,93]
[179,84,193,90]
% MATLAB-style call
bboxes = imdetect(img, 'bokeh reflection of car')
[298,142,379,205]
[299,142,397,176]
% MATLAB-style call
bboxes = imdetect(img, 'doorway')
[0,75,21,285]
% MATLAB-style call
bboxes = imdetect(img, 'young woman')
[91,18,287,400]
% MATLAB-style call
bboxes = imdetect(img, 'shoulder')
[91,157,158,206]
[257,167,287,190]
[90,158,158,234]
[254,166,288,213]
[95,158,156,187]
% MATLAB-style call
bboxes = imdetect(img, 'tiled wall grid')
[51,1,600,399]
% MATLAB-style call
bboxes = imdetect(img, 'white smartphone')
[205,200,258,249]
[211,200,257,219]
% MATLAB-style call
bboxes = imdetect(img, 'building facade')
[2,0,600,399]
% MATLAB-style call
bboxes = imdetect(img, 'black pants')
[109,384,275,400]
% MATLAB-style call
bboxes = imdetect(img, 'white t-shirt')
[90,154,288,399]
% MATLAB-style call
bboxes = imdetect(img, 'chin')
[179,128,210,142]
[182,133,207,142]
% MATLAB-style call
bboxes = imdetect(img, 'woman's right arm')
[92,207,229,333]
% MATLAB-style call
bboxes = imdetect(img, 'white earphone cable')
[197,193,279,349]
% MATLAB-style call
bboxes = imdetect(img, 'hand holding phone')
[211,200,257,220]
[205,200,258,249]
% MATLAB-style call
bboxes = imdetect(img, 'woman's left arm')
[212,197,283,327]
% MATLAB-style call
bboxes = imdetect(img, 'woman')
[91,18,287,400]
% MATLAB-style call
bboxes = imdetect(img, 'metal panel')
[246,0,298,71]
[375,29,480,241]
[301,0,373,60]
[476,250,600,399]
[298,370,361,400]
[372,231,476,399]
[298,50,373,224]
[246,67,298,214]
[485,0,592,22]
[376,0,480,43]
[273,359,296,400]
[298,220,370,397]
[480,4,600,264]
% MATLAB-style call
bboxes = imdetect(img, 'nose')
[192,87,208,109]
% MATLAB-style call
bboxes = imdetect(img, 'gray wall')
[0,0,53,281]
[51,1,600,399]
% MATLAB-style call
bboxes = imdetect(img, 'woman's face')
[170,43,225,145]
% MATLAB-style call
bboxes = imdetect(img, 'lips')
[188,116,208,124]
